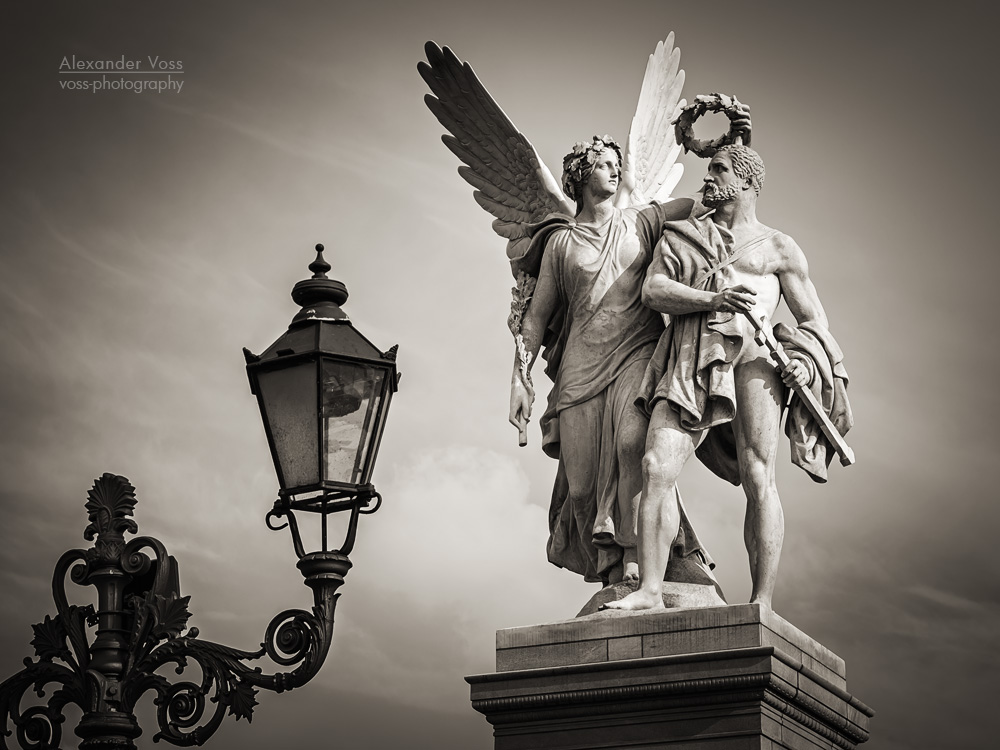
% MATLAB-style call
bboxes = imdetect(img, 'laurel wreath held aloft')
[673,93,748,158]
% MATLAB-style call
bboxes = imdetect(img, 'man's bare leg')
[603,401,698,610]
[732,356,785,610]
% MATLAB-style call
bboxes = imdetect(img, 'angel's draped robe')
[516,200,717,585]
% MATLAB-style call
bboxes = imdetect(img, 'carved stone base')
[467,604,873,749]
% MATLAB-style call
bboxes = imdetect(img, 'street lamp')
[0,246,399,750]
[245,243,398,570]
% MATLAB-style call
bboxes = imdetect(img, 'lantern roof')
[245,245,399,376]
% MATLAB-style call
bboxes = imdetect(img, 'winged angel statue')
[420,36,749,593]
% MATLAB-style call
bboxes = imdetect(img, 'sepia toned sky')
[0,1,997,748]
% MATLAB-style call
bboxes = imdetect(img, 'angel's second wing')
[624,33,686,205]
[419,43,573,247]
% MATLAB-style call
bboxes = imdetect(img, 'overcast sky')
[1,1,997,748]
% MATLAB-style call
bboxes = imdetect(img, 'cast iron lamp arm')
[0,660,83,750]
[121,600,336,746]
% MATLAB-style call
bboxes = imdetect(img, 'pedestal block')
[467,604,872,750]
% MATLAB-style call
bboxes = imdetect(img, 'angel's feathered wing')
[624,33,686,205]
[419,42,574,275]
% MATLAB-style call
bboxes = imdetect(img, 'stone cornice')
[470,646,870,747]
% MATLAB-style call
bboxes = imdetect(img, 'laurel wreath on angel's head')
[561,135,623,202]
[673,93,748,158]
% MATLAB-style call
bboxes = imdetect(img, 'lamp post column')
[74,478,144,750]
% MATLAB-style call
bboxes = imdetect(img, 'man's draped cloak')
[512,202,717,584]
[637,212,853,485]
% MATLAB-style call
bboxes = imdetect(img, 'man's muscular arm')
[642,235,758,315]
[509,246,559,431]
[776,235,829,387]
[777,236,829,328]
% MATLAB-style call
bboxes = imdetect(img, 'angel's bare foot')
[749,595,772,612]
[601,588,665,611]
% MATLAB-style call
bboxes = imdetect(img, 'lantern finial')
[308,244,332,279]
[291,243,349,324]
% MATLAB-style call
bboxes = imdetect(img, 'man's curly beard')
[702,182,740,207]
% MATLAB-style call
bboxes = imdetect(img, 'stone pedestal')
[467,604,872,749]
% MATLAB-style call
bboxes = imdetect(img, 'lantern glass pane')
[321,360,385,486]
[257,362,319,490]
[360,385,392,484]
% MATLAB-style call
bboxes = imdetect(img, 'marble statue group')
[420,34,853,613]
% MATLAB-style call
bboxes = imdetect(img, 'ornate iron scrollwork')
[0,474,347,750]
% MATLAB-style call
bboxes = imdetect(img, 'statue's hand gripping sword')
[742,310,855,467]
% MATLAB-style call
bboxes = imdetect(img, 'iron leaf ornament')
[149,594,193,642]
[29,616,71,664]
[221,681,259,723]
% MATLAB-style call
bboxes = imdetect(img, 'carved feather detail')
[419,42,574,242]
[624,32,686,205]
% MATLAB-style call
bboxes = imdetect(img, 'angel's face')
[585,150,621,199]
